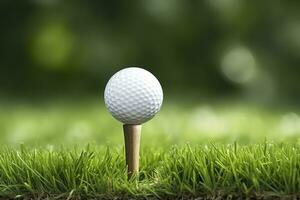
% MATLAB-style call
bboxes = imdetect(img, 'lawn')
[0,143,299,199]
[0,98,299,199]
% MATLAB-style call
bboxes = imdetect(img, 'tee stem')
[123,124,141,178]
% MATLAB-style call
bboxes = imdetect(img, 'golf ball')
[104,67,163,124]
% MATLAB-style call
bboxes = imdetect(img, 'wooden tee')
[123,124,141,177]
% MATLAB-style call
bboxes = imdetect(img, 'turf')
[0,98,299,146]
[0,143,299,199]
[0,99,300,199]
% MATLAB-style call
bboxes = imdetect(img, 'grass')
[0,98,300,199]
[0,143,299,199]
[0,98,300,146]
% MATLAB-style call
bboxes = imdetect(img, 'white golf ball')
[104,67,163,124]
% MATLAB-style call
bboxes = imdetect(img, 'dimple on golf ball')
[104,67,163,124]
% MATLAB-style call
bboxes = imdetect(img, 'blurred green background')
[1,0,300,146]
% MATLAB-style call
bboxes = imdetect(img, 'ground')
[0,98,299,199]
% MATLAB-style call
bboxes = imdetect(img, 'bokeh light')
[221,46,257,84]
[31,22,74,70]
[276,20,300,57]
